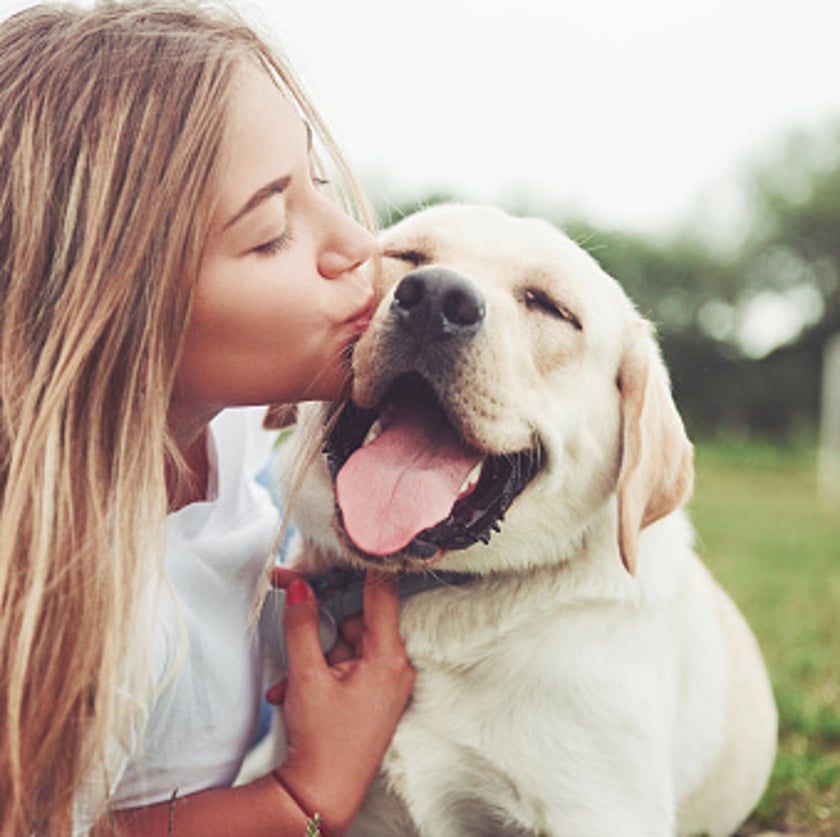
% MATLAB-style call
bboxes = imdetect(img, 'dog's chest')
[380,647,552,835]
[377,584,677,826]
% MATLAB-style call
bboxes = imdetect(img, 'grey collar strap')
[309,566,476,623]
[260,566,476,670]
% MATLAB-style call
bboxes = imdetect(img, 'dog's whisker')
[425,567,463,591]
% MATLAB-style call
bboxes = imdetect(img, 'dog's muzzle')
[323,265,541,566]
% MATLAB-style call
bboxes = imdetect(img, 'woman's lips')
[344,301,373,335]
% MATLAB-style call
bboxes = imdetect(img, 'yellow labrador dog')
[273,204,777,836]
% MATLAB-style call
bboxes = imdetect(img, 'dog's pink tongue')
[336,403,482,556]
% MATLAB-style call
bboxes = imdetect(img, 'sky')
[225,0,840,243]
[2,0,837,240]
[1,0,838,354]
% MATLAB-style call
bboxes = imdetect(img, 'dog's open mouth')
[324,373,541,561]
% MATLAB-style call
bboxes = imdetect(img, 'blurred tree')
[563,125,840,440]
[742,125,840,335]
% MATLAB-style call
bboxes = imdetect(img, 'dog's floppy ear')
[263,403,298,430]
[616,321,694,574]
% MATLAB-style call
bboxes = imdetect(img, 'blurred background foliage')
[378,122,840,446]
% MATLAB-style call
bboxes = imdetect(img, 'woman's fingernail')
[286,578,309,605]
[265,682,285,704]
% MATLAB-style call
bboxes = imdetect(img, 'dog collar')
[260,567,475,669]
[309,566,476,622]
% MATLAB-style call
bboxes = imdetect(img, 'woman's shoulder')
[206,406,279,498]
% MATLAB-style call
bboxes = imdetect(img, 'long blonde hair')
[0,2,370,832]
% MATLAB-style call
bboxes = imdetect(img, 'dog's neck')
[308,566,477,623]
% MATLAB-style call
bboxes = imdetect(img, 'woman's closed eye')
[253,229,294,256]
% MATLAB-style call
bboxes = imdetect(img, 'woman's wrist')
[271,769,333,837]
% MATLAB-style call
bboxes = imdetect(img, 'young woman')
[0,2,414,834]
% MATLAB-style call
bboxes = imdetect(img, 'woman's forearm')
[96,774,313,837]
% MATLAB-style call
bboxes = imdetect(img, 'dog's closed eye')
[522,287,583,331]
[383,248,431,267]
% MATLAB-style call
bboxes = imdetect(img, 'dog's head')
[286,204,692,576]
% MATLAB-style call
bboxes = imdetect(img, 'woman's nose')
[319,210,377,279]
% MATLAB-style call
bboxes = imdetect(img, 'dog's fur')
[275,204,777,836]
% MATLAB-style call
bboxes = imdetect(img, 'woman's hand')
[97,570,411,836]
[268,570,415,835]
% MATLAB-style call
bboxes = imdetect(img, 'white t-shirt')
[76,407,280,825]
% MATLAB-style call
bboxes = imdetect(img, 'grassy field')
[690,440,840,836]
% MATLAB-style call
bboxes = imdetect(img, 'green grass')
[690,440,840,835]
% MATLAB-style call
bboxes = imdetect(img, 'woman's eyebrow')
[224,175,291,231]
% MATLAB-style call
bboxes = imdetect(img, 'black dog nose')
[392,267,485,345]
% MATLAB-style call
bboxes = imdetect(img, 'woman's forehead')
[213,62,308,223]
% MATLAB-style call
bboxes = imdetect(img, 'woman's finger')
[326,637,357,666]
[271,566,301,589]
[265,679,287,705]
[337,615,365,649]
[283,579,328,680]
[362,571,404,656]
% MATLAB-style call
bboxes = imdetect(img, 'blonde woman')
[0,2,414,834]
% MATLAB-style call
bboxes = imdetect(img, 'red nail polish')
[286,578,309,605]
[265,682,284,704]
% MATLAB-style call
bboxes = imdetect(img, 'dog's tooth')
[361,404,396,448]
[362,419,384,447]
[457,459,485,497]
[466,460,484,485]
